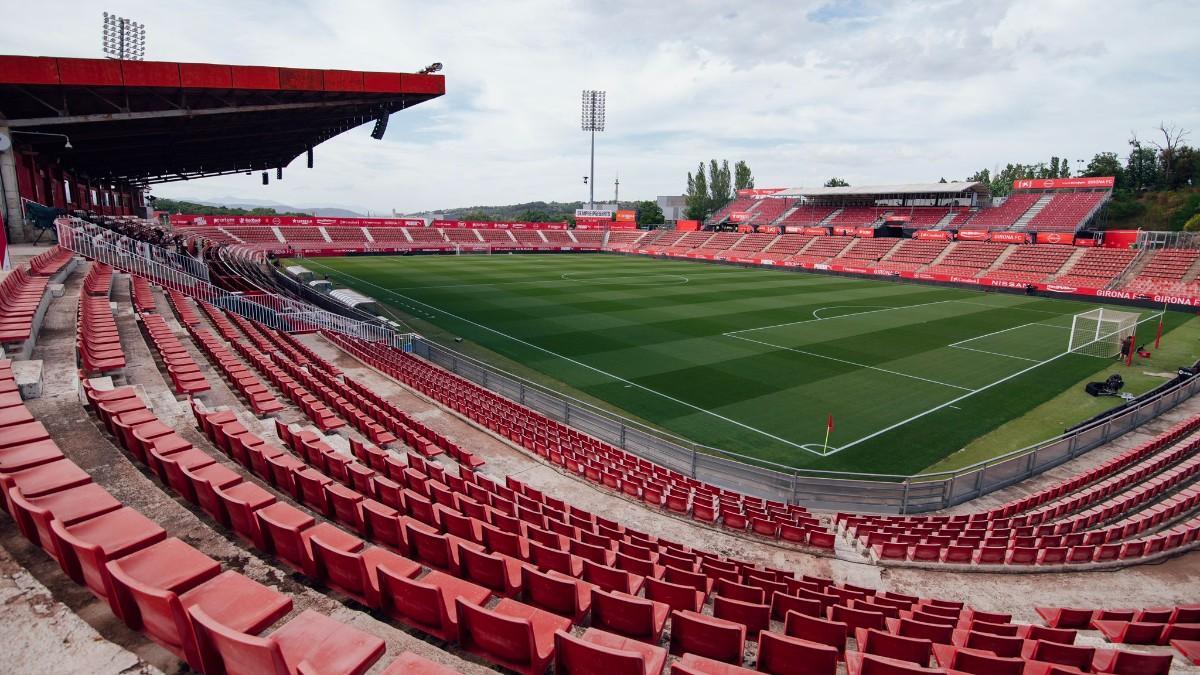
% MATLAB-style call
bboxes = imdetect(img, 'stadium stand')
[760,234,813,257]
[606,230,649,250]
[779,205,838,227]
[872,239,950,273]
[323,226,369,243]
[1027,192,1108,233]
[1051,248,1138,289]
[747,199,791,226]
[828,207,883,228]
[27,246,74,277]
[571,230,607,246]
[787,236,855,264]
[978,245,1077,284]
[222,226,282,244]
[833,238,901,266]
[1123,248,1200,295]
[708,197,756,224]
[962,193,1040,230]
[924,242,1009,278]
[900,207,951,229]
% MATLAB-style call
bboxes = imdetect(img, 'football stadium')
[1,4,1199,674]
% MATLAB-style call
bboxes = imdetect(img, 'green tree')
[1126,136,1160,192]
[634,200,665,225]
[734,161,755,191]
[708,159,733,212]
[1184,213,1200,232]
[685,163,708,220]
[823,177,850,187]
[1083,152,1124,187]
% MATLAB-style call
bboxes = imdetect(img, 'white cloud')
[3,0,1198,212]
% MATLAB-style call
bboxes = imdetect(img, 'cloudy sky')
[3,1,1198,213]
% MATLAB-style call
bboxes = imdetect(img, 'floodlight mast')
[102,12,146,61]
[581,90,606,209]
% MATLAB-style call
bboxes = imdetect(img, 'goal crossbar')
[1068,308,1140,358]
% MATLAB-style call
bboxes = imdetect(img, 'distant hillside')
[1102,186,1200,231]
[423,200,645,223]
[153,197,364,218]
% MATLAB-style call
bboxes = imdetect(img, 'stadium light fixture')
[419,62,443,75]
[102,12,147,61]
[12,130,73,150]
[581,90,606,209]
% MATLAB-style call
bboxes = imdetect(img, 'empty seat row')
[0,268,50,345]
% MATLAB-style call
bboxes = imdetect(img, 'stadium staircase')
[217,227,244,243]
[362,227,376,242]
[268,225,286,242]
[920,242,960,269]
[819,208,842,226]
[1107,249,1155,290]
[315,226,333,243]
[1009,194,1056,231]
[932,211,958,230]
[976,245,1021,276]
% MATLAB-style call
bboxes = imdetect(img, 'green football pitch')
[295,253,1183,475]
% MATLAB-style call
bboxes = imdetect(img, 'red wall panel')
[278,68,323,91]
[0,56,59,85]
[230,65,280,90]
[400,73,445,95]
[179,62,234,88]
[362,71,404,93]
[322,69,364,92]
[57,58,123,86]
[120,60,181,87]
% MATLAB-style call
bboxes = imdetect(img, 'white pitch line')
[726,334,975,392]
[823,310,1167,455]
[950,345,1043,363]
[723,298,959,335]
[950,300,1068,315]
[302,258,822,453]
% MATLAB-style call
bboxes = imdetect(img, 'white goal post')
[1068,308,1140,358]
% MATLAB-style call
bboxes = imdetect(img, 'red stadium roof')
[0,55,444,184]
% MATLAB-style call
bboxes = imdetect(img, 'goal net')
[1068,308,1139,358]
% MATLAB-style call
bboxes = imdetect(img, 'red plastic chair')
[554,627,668,675]
[378,568,491,641]
[1092,649,1173,675]
[521,566,592,624]
[669,610,746,664]
[191,606,385,675]
[855,628,932,666]
[931,644,1024,675]
[756,631,838,675]
[784,609,848,655]
[590,587,669,643]
[455,597,572,675]
[845,651,945,675]
[645,576,705,613]
[713,595,771,637]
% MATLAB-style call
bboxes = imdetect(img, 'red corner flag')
[826,413,835,433]
[823,413,834,455]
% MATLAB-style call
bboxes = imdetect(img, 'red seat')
[954,629,1024,658]
[855,628,932,666]
[583,558,645,595]
[191,606,385,675]
[312,535,421,607]
[1,456,92,514]
[7,482,122,555]
[772,591,823,621]
[845,651,945,675]
[831,603,886,633]
[554,627,668,675]
[49,505,167,599]
[590,587,669,643]
[460,544,525,597]
[216,482,277,550]
[456,597,572,675]
[1091,649,1173,675]
[669,610,746,664]
[378,568,491,641]
[256,501,317,569]
[784,610,848,655]
[931,644,1024,675]
[111,564,291,670]
[713,595,771,637]
[1092,620,1167,645]
[645,576,705,613]
[756,631,837,674]
[1172,639,1200,665]
[1035,607,1095,629]
[379,651,462,675]
[521,566,592,624]
[671,652,757,674]
[1021,639,1095,671]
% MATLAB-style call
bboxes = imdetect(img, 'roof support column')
[0,126,29,243]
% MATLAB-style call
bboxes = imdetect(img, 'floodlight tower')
[581,90,606,209]
[102,12,146,61]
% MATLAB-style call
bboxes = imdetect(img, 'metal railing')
[412,335,1200,514]
[56,218,406,346]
